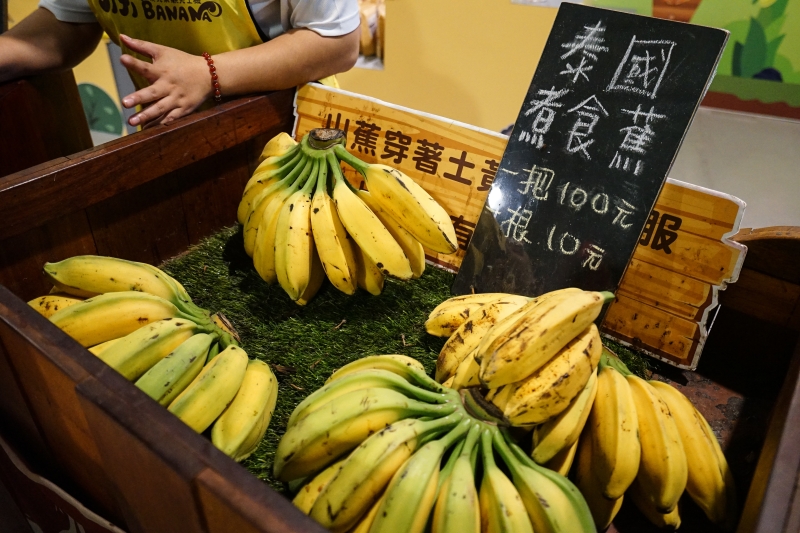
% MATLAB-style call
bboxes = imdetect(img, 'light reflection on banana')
[237,130,459,305]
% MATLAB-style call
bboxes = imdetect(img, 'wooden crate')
[0,86,798,533]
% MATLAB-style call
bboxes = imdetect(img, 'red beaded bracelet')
[202,52,222,103]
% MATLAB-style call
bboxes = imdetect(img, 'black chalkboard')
[452,3,728,297]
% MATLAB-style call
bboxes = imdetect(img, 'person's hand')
[119,34,212,128]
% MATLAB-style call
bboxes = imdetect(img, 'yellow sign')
[292,84,747,369]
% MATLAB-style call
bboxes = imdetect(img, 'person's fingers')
[121,82,168,109]
[119,33,162,60]
[119,53,160,85]
[128,97,174,127]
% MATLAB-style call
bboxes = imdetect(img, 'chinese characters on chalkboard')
[453,3,728,297]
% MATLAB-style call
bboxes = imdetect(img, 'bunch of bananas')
[276,354,596,533]
[238,130,458,304]
[427,289,737,530]
[29,255,278,462]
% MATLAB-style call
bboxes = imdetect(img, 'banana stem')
[599,291,616,303]
[302,159,319,194]
[599,347,633,376]
[332,144,370,174]
[480,428,498,470]
[326,151,359,193]
[460,388,509,426]
[270,148,304,180]
[315,153,329,196]
[438,418,473,450]
[491,430,526,475]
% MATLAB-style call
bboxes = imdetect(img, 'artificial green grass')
[161,226,651,493]
[161,226,452,492]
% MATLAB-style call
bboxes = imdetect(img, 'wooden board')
[293,83,508,272]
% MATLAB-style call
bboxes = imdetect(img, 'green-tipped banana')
[325,354,439,391]
[97,318,202,381]
[49,291,199,348]
[311,158,358,295]
[335,147,457,254]
[496,433,596,533]
[88,337,121,356]
[274,387,458,482]
[134,332,214,404]
[480,290,610,388]
[533,368,599,464]
[432,424,482,533]
[211,359,278,461]
[244,153,308,257]
[168,345,249,433]
[239,142,301,224]
[289,368,452,427]
[369,419,471,533]
[329,153,413,280]
[42,255,207,319]
[479,429,534,533]
[28,293,85,318]
[309,414,463,532]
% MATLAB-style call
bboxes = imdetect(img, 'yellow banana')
[275,159,318,300]
[450,351,481,390]
[503,324,602,425]
[425,293,516,338]
[649,380,734,526]
[334,148,457,254]
[258,131,298,163]
[134,332,214,404]
[588,364,640,500]
[49,291,196,348]
[533,367,598,464]
[88,338,121,356]
[573,433,624,530]
[351,491,386,533]
[627,375,687,513]
[353,243,384,295]
[167,345,249,433]
[293,458,347,514]
[310,158,357,295]
[212,359,279,461]
[42,255,199,317]
[296,247,326,306]
[435,295,529,383]
[308,414,462,532]
[329,153,412,280]
[28,293,84,318]
[488,383,513,412]
[544,438,578,476]
[357,189,426,279]
[629,477,682,530]
[480,289,609,388]
[325,354,428,385]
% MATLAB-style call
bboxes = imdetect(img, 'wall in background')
[338,0,800,230]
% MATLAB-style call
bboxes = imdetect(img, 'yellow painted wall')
[8,0,122,105]
[338,0,558,133]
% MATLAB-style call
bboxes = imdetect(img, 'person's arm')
[119,27,360,128]
[0,7,102,83]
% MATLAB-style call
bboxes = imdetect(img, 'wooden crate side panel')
[195,467,328,533]
[720,268,800,331]
[0,90,295,242]
[0,322,119,519]
[86,174,191,265]
[0,339,53,471]
[0,210,97,302]
[76,378,209,533]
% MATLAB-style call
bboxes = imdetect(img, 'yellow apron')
[87,0,264,89]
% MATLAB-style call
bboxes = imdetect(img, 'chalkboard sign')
[452,3,728,297]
